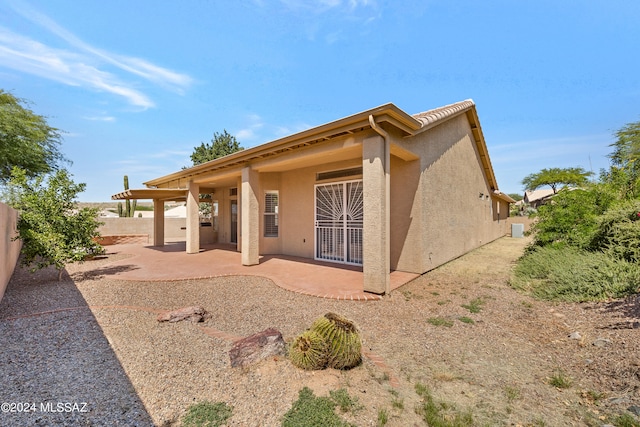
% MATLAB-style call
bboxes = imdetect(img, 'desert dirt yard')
[2,235,639,426]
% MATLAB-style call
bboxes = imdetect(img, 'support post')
[153,199,164,246]
[241,166,260,265]
[362,134,390,294]
[186,180,200,254]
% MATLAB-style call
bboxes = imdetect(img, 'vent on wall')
[316,167,363,182]
[230,188,238,196]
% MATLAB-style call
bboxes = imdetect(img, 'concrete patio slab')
[102,242,419,300]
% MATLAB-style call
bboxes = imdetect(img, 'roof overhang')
[143,103,422,188]
[114,99,511,205]
[111,188,188,201]
[492,191,516,204]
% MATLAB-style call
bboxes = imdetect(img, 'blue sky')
[1,0,639,201]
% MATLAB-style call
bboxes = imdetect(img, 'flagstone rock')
[157,306,208,323]
[229,328,286,368]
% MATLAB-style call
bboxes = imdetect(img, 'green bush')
[282,387,355,427]
[181,401,232,427]
[512,246,640,301]
[529,186,614,249]
[590,200,640,262]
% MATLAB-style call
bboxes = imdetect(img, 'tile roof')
[524,188,555,203]
[412,99,475,127]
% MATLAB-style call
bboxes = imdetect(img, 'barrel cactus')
[288,330,328,371]
[311,312,362,370]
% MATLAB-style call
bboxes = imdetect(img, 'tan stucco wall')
[241,117,508,274]
[1,202,21,302]
[390,114,508,274]
[152,114,509,283]
[99,217,186,241]
[211,185,238,246]
[278,158,363,259]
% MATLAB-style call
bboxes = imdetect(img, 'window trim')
[264,191,279,238]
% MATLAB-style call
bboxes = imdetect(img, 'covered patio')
[112,100,513,297]
[102,242,419,301]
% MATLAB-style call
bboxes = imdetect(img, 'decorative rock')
[229,328,286,368]
[157,306,208,323]
[628,405,640,416]
[609,396,630,405]
[592,338,612,348]
[568,332,582,340]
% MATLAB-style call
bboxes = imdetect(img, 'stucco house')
[523,188,555,208]
[112,99,514,295]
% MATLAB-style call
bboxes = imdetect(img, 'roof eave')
[112,188,188,201]
[144,103,421,187]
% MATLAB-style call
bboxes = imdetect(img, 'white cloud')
[83,115,116,122]
[274,123,313,137]
[235,114,265,143]
[0,2,193,108]
[279,0,374,11]
[0,28,156,108]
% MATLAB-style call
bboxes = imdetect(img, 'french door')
[314,180,363,265]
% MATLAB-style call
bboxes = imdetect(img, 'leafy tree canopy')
[0,90,67,183]
[609,119,640,170]
[6,167,103,280]
[189,130,243,166]
[521,167,593,194]
[602,119,640,199]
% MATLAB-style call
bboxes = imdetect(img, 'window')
[264,191,279,237]
[316,167,362,182]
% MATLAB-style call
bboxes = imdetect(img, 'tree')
[602,119,640,199]
[189,130,243,166]
[0,90,68,183]
[521,167,593,194]
[187,130,243,218]
[609,119,640,169]
[6,167,104,281]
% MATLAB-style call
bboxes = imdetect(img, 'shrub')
[590,200,640,262]
[529,186,614,249]
[512,246,640,301]
[282,387,355,427]
[181,401,232,427]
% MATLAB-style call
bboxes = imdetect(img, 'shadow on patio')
[103,242,419,301]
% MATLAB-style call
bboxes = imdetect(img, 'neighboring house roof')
[98,209,119,218]
[113,100,514,204]
[164,205,187,218]
[524,188,555,204]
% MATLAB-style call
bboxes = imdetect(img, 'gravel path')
[0,257,153,426]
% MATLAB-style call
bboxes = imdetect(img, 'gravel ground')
[0,255,153,426]
[1,238,639,426]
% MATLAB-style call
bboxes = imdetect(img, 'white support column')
[241,166,260,265]
[362,134,390,294]
[186,180,200,254]
[152,199,164,246]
